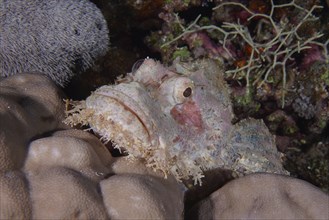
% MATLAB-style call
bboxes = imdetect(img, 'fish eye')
[183,87,192,97]
[158,75,194,108]
[173,77,194,103]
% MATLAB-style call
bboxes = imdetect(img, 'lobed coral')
[187,173,329,219]
[0,73,184,219]
[0,0,109,86]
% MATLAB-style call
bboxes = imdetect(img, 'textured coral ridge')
[0,74,184,219]
[65,58,288,185]
[0,0,109,86]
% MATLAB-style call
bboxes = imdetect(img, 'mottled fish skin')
[65,58,288,185]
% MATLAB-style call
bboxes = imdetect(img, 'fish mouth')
[104,95,151,138]
[90,85,157,149]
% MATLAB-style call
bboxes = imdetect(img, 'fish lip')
[93,88,156,146]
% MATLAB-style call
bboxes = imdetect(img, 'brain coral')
[0,0,109,86]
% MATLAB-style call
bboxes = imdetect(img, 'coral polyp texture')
[65,58,288,185]
[0,0,109,86]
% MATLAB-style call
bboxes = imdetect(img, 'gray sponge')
[0,0,109,86]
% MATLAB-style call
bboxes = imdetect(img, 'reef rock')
[65,58,289,185]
